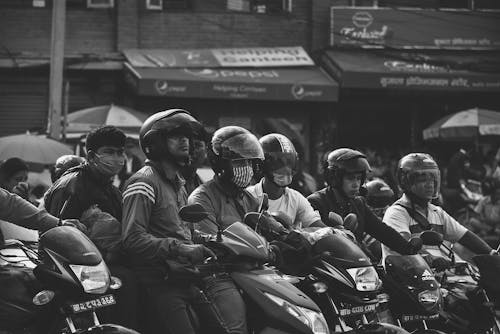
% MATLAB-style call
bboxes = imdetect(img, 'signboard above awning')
[124,63,338,101]
[322,50,500,92]
[330,7,500,50]
[123,47,315,68]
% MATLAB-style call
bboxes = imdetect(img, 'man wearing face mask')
[43,125,138,330]
[247,133,325,230]
[188,126,264,234]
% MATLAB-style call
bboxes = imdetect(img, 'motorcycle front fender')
[353,323,411,334]
[81,324,140,334]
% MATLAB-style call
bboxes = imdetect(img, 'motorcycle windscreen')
[312,233,371,268]
[40,226,102,265]
[385,255,438,290]
[222,222,269,261]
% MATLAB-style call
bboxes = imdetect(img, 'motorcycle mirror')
[343,213,358,233]
[259,193,269,213]
[179,204,209,223]
[328,211,344,227]
[244,212,261,230]
[420,231,443,246]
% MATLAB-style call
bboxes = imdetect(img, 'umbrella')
[423,108,500,141]
[0,133,73,164]
[65,104,148,138]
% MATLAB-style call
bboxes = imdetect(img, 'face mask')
[92,153,125,177]
[272,172,293,187]
[231,165,254,188]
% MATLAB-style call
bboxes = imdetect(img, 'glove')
[431,256,452,272]
[61,219,88,234]
[408,237,423,254]
[175,243,216,265]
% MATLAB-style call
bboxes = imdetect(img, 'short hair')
[86,126,126,152]
[0,157,28,179]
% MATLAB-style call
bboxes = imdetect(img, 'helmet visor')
[266,152,298,173]
[409,169,440,199]
[218,133,264,161]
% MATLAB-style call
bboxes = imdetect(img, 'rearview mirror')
[259,193,269,213]
[179,204,209,223]
[420,231,443,246]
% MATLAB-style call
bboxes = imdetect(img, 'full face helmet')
[366,178,395,219]
[324,148,371,188]
[139,109,202,162]
[209,126,264,188]
[397,153,440,200]
[259,133,298,187]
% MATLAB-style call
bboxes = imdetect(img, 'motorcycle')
[382,253,446,334]
[178,203,330,334]
[0,225,139,334]
[419,230,500,334]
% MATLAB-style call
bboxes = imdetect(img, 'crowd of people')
[0,107,498,333]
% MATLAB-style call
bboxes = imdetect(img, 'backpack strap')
[395,203,432,231]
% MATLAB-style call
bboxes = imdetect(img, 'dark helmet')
[366,179,395,208]
[259,133,298,174]
[324,148,371,187]
[397,153,440,199]
[51,155,86,182]
[139,108,201,160]
[209,126,264,175]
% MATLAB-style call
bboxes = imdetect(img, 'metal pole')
[47,0,66,140]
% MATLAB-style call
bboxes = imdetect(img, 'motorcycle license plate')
[70,294,116,313]
[339,303,377,316]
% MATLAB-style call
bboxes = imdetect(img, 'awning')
[321,50,500,92]
[124,63,338,102]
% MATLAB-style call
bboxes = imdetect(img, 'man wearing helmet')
[307,148,420,256]
[247,133,325,229]
[121,109,218,334]
[382,153,493,263]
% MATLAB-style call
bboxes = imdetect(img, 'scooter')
[419,230,500,334]
[0,225,139,334]
[382,253,446,334]
[179,204,330,334]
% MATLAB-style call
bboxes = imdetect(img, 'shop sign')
[383,60,448,73]
[183,68,280,80]
[378,75,500,90]
[124,46,314,68]
[330,7,500,49]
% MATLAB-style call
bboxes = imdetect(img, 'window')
[227,0,291,13]
[87,0,114,8]
[146,0,163,10]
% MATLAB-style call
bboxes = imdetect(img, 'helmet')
[366,179,394,208]
[209,126,264,175]
[259,133,298,174]
[139,108,201,160]
[52,155,85,182]
[324,148,371,187]
[397,153,440,200]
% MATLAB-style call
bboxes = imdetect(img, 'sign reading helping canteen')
[124,47,314,68]
[330,7,500,49]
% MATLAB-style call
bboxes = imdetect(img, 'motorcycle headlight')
[418,289,440,310]
[346,267,381,292]
[264,292,329,334]
[70,261,110,294]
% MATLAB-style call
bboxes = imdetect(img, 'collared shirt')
[122,160,190,268]
[188,177,259,234]
[381,193,467,260]
[247,179,320,229]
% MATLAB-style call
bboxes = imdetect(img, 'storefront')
[322,7,500,151]
[122,47,339,173]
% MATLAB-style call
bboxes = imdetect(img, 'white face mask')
[272,172,293,187]
[231,165,254,188]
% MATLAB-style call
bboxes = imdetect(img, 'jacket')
[121,160,191,276]
[307,186,411,255]
[44,163,122,221]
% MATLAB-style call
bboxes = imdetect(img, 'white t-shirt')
[381,193,467,262]
[247,180,321,229]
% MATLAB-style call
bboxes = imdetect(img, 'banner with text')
[330,7,500,49]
